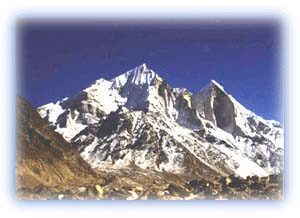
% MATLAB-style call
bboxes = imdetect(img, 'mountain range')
[37,63,283,181]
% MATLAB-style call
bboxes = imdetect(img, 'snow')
[210,79,226,92]
[37,64,284,178]
[55,109,87,141]
[173,88,185,94]
[112,63,160,87]
[38,101,65,125]
[83,78,127,114]
[230,155,269,178]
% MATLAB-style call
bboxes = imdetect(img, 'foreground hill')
[16,97,103,199]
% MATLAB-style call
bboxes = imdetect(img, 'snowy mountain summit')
[38,64,283,179]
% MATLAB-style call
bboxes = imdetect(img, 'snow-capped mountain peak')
[38,64,283,179]
[111,63,160,88]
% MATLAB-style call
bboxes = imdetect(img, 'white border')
[0,0,299,217]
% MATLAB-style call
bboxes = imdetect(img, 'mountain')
[38,64,284,180]
[16,97,104,199]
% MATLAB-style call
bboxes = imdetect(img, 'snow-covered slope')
[38,64,283,179]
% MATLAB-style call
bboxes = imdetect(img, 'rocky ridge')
[16,97,104,199]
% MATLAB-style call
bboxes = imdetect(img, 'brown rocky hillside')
[16,96,103,199]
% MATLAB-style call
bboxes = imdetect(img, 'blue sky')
[17,19,282,121]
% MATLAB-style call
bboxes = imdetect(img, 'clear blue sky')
[17,19,282,121]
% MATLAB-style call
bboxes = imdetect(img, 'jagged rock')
[78,187,87,193]
[126,191,139,200]
[185,180,207,194]
[166,184,190,198]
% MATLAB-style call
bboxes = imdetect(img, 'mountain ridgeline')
[37,64,283,182]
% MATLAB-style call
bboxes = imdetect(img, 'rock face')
[16,97,102,199]
[37,64,284,180]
